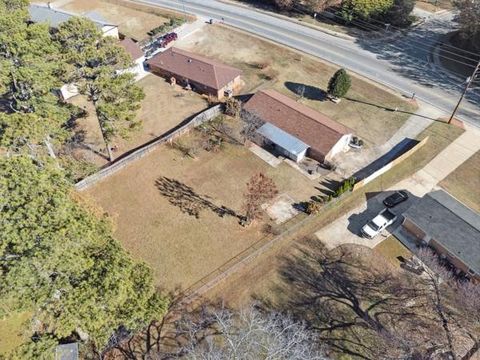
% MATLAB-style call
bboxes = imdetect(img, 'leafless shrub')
[240,110,264,143]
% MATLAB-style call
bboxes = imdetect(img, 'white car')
[361,208,397,238]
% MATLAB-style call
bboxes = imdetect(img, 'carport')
[256,123,309,162]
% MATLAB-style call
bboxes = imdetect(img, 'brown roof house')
[147,47,242,99]
[243,89,352,163]
[119,38,146,79]
[401,190,480,281]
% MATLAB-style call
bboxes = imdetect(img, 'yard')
[374,235,412,266]
[59,0,186,40]
[439,150,480,212]
[0,308,30,357]
[84,128,319,291]
[176,25,417,146]
[71,74,208,166]
[205,121,464,308]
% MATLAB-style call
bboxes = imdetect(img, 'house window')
[468,269,476,275]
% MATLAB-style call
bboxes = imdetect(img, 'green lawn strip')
[439,150,480,213]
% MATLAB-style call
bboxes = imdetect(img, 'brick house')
[147,47,242,99]
[402,190,480,281]
[243,89,352,163]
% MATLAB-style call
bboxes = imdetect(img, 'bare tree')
[179,304,327,360]
[240,110,264,143]
[242,173,278,225]
[416,247,480,360]
[224,97,242,119]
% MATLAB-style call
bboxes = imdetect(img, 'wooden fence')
[75,104,223,191]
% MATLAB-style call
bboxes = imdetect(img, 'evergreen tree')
[0,156,168,353]
[327,68,351,99]
[55,17,144,161]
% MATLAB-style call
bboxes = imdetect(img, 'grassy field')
[60,0,172,40]
[374,235,411,266]
[205,121,464,308]
[177,25,417,146]
[0,310,30,357]
[84,127,319,291]
[71,75,208,166]
[439,151,480,212]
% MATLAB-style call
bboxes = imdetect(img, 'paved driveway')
[316,190,418,249]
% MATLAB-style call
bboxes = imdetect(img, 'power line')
[298,4,480,65]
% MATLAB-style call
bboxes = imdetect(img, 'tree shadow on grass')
[284,81,327,101]
[155,176,242,221]
[262,239,438,359]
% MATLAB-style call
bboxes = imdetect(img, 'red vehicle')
[159,32,178,47]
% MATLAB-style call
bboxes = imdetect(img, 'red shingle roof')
[119,38,144,61]
[147,47,242,90]
[244,89,351,158]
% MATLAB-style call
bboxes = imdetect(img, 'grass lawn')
[205,121,464,308]
[176,25,417,146]
[70,74,208,166]
[84,127,319,291]
[0,310,30,356]
[439,151,480,212]
[60,0,174,40]
[374,235,411,266]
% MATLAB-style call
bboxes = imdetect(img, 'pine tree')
[327,68,352,99]
[0,156,168,353]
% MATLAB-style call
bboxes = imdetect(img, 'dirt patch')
[176,25,417,146]
[439,150,480,212]
[84,129,318,291]
[59,0,172,40]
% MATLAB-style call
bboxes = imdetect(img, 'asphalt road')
[137,0,480,126]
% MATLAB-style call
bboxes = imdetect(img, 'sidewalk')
[395,123,480,196]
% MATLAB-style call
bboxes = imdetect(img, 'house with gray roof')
[401,190,480,280]
[29,4,118,38]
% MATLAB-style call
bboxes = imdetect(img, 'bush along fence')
[75,104,223,191]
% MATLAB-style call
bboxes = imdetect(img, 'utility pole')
[449,60,480,124]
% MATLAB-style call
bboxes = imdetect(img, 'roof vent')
[188,59,192,63]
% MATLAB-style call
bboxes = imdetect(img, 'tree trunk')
[105,140,114,162]
[44,137,57,159]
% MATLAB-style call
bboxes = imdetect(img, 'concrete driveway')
[316,190,418,249]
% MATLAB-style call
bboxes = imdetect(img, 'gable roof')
[147,47,242,90]
[403,190,480,275]
[244,89,351,158]
[29,4,115,29]
[120,38,144,61]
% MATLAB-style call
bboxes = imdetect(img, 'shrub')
[224,97,241,118]
[306,201,322,214]
[328,68,351,98]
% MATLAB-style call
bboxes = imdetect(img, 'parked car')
[383,190,409,208]
[159,32,178,47]
[361,208,397,238]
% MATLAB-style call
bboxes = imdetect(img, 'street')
[136,0,480,126]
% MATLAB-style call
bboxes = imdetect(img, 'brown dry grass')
[84,130,319,291]
[439,151,480,212]
[374,235,412,266]
[205,121,464,308]
[71,75,207,165]
[60,0,171,40]
[176,25,417,146]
